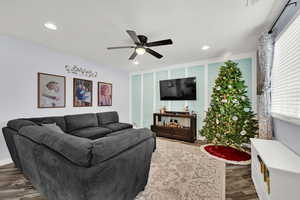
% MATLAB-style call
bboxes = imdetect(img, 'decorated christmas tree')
[200,60,258,149]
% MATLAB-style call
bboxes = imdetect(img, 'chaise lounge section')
[2,111,155,200]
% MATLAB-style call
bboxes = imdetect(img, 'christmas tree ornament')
[216,86,221,91]
[240,130,247,135]
[228,85,232,89]
[241,96,246,100]
[221,99,228,103]
[232,116,238,121]
[232,99,239,104]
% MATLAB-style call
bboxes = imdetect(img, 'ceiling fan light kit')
[135,47,146,55]
[107,30,173,60]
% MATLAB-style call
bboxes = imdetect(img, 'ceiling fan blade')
[126,30,141,44]
[146,48,163,59]
[129,51,138,60]
[107,46,135,50]
[146,39,173,47]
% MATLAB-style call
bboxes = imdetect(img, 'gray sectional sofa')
[2,111,156,200]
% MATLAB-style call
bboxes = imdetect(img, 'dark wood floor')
[0,162,258,200]
[226,164,258,200]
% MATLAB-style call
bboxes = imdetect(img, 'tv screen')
[160,77,196,100]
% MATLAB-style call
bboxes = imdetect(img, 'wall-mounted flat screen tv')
[160,77,196,100]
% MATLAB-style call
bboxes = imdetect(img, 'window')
[272,13,300,122]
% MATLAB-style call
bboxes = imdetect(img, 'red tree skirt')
[200,144,251,165]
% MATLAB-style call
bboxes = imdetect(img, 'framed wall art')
[98,82,112,106]
[73,78,93,107]
[38,73,66,108]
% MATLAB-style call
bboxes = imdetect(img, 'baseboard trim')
[0,158,12,166]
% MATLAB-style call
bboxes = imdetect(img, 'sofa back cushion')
[28,116,67,132]
[65,113,98,132]
[7,119,37,131]
[19,126,93,167]
[97,111,119,125]
[91,128,154,165]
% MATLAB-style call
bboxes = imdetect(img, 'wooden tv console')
[150,111,197,143]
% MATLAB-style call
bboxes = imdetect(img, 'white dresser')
[251,139,300,200]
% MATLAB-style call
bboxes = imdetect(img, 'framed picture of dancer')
[98,82,112,106]
[73,78,93,107]
[38,73,66,108]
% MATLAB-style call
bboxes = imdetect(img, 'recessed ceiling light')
[135,47,146,55]
[133,60,139,65]
[201,45,210,50]
[223,52,232,59]
[44,22,57,30]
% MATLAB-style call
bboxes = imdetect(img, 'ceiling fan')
[107,30,173,60]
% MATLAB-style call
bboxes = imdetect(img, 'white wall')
[0,36,130,163]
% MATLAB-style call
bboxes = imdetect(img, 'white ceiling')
[0,0,285,71]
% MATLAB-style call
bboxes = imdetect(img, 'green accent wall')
[143,72,154,128]
[131,74,141,127]
[130,57,254,138]
[187,65,205,137]
[235,58,252,99]
[155,70,169,111]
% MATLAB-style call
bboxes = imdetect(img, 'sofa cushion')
[19,126,92,167]
[103,122,133,132]
[105,128,137,137]
[71,127,112,139]
[65,113,98,132]
[7,119,37,131]
[97,111,119,125]
[27,117,67,132]
[91,128,154,165]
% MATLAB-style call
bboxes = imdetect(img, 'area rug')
[135,138,225,200]
[0,138,225,200]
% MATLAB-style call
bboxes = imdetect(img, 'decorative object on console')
[159,106,167,114]
[201,60,258,151]
[98,82,112,106]
[65,65,97,78]
[73,78,93,107]
[184,105,189,112]
[38,73,66,108]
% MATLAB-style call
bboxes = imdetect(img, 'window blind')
[272,13,300,120]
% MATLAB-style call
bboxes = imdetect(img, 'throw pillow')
[42,123,64,134]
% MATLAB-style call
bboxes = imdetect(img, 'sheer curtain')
[257,32,275,139]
